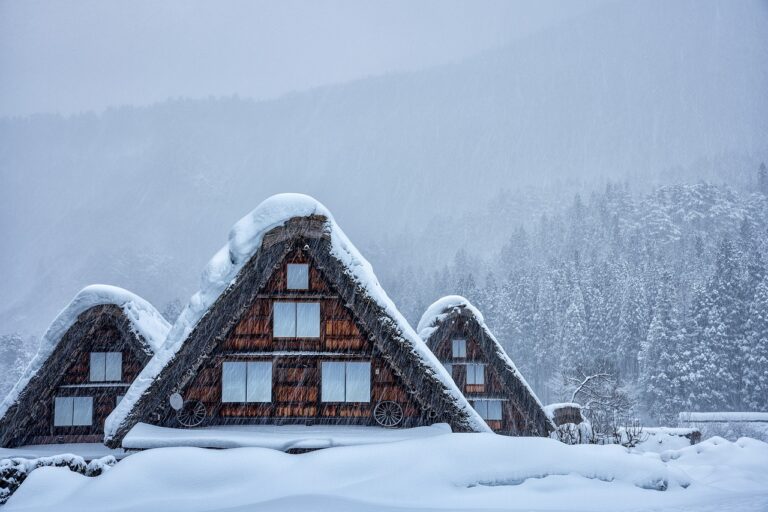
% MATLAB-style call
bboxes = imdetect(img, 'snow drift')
[5,434,768,512]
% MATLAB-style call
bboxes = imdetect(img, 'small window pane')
[116,395,124,406]
[487,400,503,420]
[222,362,247,402]
[472,400,488,419]
[54,397,73,426]
[345,362,371,402]
[443,363,453,376]
[90,352,106,381]
[467,364,485,385]
[287,264,309,290]
[246,362,272,402]
[452,339,467,358]
[296,303,320,337]
[321,362,346,402]
[273,302,297,337]
[105,352,122,381]
[72,397,93,426]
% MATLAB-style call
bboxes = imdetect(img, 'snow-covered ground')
[0,443,128,461]
[121,422,452,450]
[5,434,768,512]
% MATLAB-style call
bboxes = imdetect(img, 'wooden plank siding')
[170,248,424,427]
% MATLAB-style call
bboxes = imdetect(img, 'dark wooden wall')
[25,309,149,445]
[430,317,528,434]
[172,249,424,427]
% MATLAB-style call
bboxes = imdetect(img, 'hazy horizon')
[0,0,607,117]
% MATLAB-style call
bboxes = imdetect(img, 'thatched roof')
[418,295,555,436]
[0,285,170,447]
[105,194,490,447]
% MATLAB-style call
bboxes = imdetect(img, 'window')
[287,263,309,290]
[116,395,124,406]
[466,363,485,385]
[54,397,93,426]
[443,363,453,376]
[221,361,272,402]
[90,352,122,381]
[473,400,503,421]
[452,339,467,358]
[273,302,320,338]
[321,361,371,402]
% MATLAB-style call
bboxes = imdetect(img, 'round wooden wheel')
[373,401,403,427]
[176,400,206,427]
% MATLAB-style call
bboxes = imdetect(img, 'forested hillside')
[386,172,768,422]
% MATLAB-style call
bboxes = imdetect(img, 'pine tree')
[638,272,684,422]
[758,162,768,195]
[744,276,768,410]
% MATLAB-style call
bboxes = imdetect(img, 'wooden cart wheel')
[176,400,206,427]
[373,400,404,427]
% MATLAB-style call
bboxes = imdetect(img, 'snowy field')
[4,433,768,512]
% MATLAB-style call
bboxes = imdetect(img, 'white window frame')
[273,302,320,338]
[321,361,371,403]
[221,361,273,403]
[90,352,122,382]
[54,396,93,426]
[452,339,467,358]
[466,363,485,385]
[287,263,310,290]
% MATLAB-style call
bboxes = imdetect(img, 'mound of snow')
[121,423,452,451]
[6,434,768,512]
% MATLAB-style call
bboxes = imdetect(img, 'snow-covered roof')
[417,295,486,340]
[543,402,582,420]
[0,285,170,420]
[419,295,555,434]
[105,194,490,442]
[679,412,768,423]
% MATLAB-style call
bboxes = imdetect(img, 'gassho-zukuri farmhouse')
[0,193,555,453]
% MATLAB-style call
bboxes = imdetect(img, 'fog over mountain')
[1,0,766,340]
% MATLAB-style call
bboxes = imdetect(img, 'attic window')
[473,400,502,421]
[273,302,320,338]
[452,339,467,358]
[287,263,309,290]
[90,352,122,382]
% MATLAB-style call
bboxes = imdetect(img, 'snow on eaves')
[0,285,170,419]
[418,295,550,418]
[105,194,490,440]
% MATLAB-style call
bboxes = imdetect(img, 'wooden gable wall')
[18,306,150,446]
[430,316,529,434]
[168,247,425,427]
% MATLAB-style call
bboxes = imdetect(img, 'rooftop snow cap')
[105,193,491,445]
[417,295,486,340]
[0,285,170,419]
[418,295,555,436]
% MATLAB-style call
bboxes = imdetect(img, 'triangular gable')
[105,194,489,446]
[0,285,170,447]
[418,295,554,436]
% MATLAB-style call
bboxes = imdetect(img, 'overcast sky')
[0,0,605,117]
